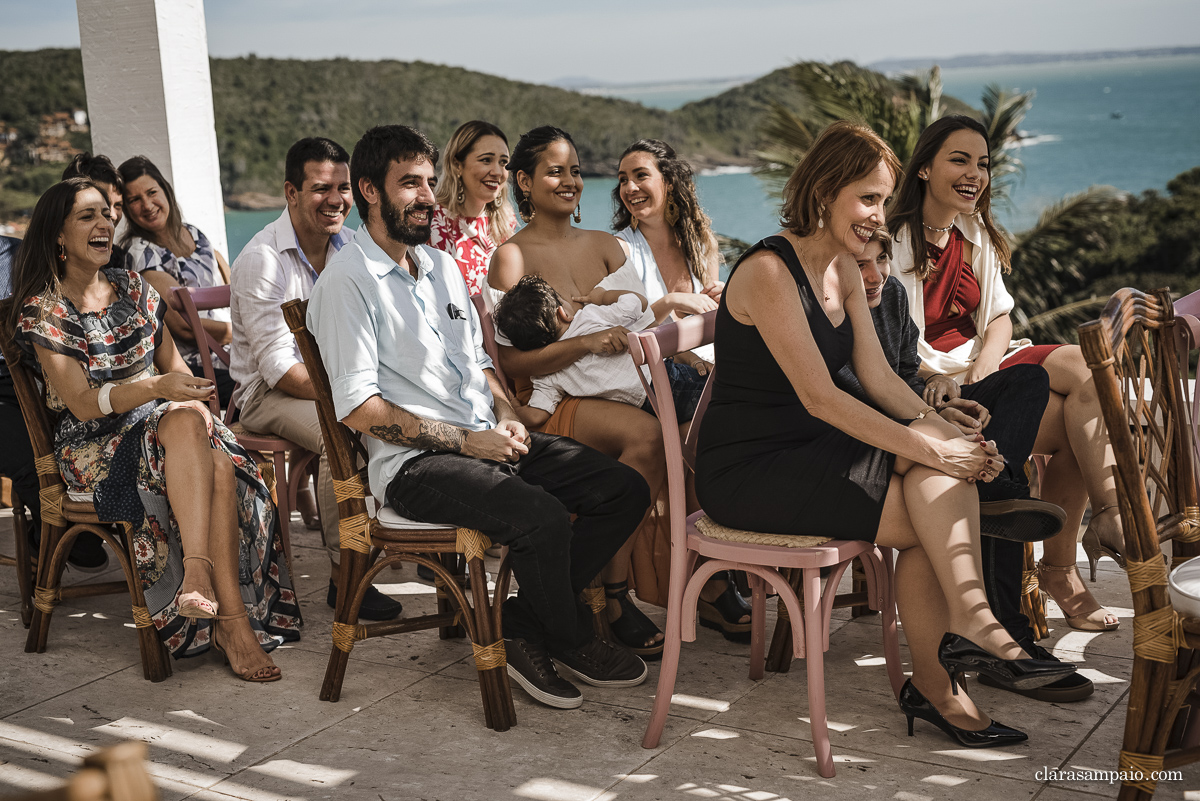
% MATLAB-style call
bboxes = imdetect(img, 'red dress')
[923,230,1061,368]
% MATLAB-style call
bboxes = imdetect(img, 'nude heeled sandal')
[178,555,219,619]
[1036,559,1119,631]
[212,610,282,683]
[1081,503,1126,581]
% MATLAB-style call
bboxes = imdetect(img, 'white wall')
[77,0,228,256]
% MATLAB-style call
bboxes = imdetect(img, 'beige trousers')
[238,382,340,567]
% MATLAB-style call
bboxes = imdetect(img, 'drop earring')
[573,206,582,224]
[664,190,680,226]
[455,178,464,205]
[817,205,825,229]
[521,190,535,223]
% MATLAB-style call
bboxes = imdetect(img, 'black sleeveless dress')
[694,236,896,541]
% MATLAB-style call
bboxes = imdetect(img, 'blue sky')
[2,0,1198,85]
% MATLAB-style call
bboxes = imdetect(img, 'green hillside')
[0,49,973,203]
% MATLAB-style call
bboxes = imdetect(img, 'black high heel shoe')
[938,632,1076,695]
[898,679,1027,748]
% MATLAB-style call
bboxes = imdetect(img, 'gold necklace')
[792,238,830,302]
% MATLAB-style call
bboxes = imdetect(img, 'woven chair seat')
[695,515,832,548]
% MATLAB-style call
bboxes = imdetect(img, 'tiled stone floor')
[0,508,1194,801]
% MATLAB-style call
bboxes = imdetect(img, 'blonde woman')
[431,120,517,294]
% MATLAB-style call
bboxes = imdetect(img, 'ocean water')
[225,55,1200,259]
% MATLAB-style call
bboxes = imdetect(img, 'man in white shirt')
[309,125,651,709]
[230,137,402,620]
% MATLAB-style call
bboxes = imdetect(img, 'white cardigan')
[892,212,1032,381]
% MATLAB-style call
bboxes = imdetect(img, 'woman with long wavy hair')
[487,126,668,659]
[611,139,752,641]
[7,178,300,681]
[887,115,1120,632]
[431,120,517,294]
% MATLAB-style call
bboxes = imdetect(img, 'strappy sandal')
[1081,503,1126,580]
[178,555,219,619]
[603,581,664,660]
[212,610,282,682]
[1037,559,1119,632]
[697,573,753,643]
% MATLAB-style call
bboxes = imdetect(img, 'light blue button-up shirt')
[308,226,496,499]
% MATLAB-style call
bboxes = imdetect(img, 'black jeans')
[958,363,1050,645]
[386,432,651,651]
[0,375,41,533]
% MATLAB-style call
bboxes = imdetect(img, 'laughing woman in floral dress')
[6,178,301,681]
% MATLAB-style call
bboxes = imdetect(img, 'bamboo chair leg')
[849,556,875,618]
[26,521,67,654]
[1021,542,1049,641]
[436,553,466,640]
[765,567,800,673]
[111,523,171,682]
[320,549,368,702]
[584,575,614,642]
[467,553,514,731]
[11,489,33,628]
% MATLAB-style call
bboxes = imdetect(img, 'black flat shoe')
[938,632,1076,695]
[978,499,1066,543]
[326,579,403,621]
[697,573,752,643]
[898,679,1028,748]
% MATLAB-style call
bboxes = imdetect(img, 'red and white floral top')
[428,204,512,295]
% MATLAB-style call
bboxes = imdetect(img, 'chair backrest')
[0,298,68,527]
[168,285,231,416]
[1173,288,1200,474]
[1079,285,1199,591]
[281,299,372,538]
[470,294,513,400]
[627,310,717,541]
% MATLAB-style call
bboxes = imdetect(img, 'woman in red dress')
[430,121,517,294]
[889,116,1119,632]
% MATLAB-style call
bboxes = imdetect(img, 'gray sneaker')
[505,638,582,709]
[552,636,649,688]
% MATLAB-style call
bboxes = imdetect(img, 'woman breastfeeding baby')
[486,126,746,658]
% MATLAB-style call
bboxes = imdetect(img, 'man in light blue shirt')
[309,125,651,710]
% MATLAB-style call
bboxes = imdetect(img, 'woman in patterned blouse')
[118,156,235,406]
[6,179,300,681]
[430,121,517,295]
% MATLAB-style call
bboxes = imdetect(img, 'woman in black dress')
[695,122,1071,747]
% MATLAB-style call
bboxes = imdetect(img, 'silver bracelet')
[97,382,116,416]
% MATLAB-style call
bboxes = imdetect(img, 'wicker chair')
[1078,287,1200,799]
[0,300,171,681]
[281,299,516,730]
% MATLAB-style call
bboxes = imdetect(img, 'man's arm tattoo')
[368,404,465,453]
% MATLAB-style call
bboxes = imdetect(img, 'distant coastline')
[870,45,1200,74]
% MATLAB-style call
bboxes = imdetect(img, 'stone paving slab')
[2,509,1198,800]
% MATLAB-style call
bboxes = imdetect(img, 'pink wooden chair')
[168,285,317,567]
[627,310,904,779]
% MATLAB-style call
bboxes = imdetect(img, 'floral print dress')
[429,205,512,295]
[17,267,302,658]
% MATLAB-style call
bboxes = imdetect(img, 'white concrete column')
[77,0,228,257]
